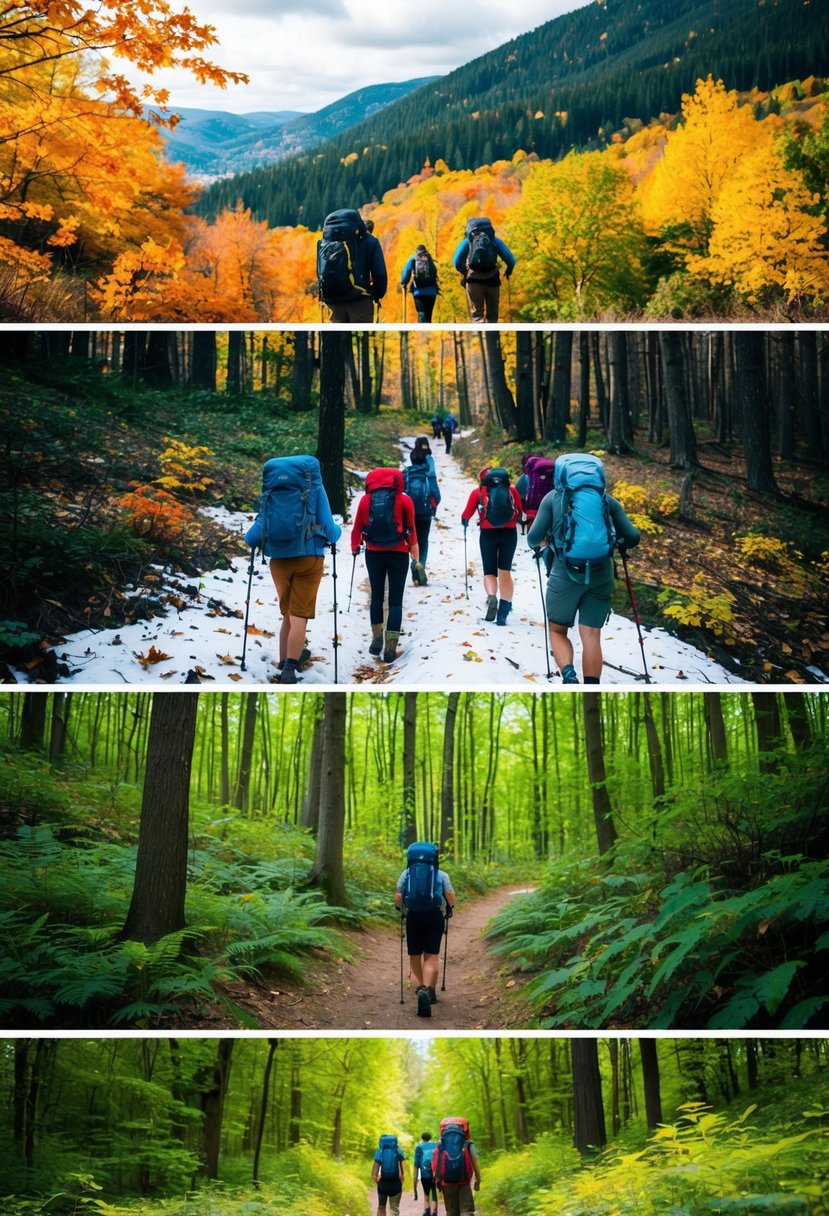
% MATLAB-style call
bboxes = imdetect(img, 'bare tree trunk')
[307,693,349,905]
[582,693,618,855]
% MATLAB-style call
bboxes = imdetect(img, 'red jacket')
[352,468,417,554]
[461,484,522,530]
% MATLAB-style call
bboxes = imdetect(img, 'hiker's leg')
[282,557,322,659]
[376,1192,388,1216]
[457,1182,476,1215]
[480,530,499,601]
[485,281,500,323]
[419,295,436,323]
[496,528,517,601]
[284,615,308,661]
[408,953,425,987]
[384,552,409,633]
[579,624,603,680]
[364,550,386,626]
[549,621,574,671]
[389,1190,402,1216]
[465,280,486,323]
[442,1187,460,1216]
[415,515,431,567]
[344,298,375,324]
[421,952,440,990]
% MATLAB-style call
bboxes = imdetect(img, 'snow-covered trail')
[28,435,747,688]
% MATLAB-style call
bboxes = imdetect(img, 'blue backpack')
[551,454,616,574]
[435,1117,472,1185]
[377,1134,400,1180]
[418,1140,437,1182]
[402,842,441,913]
[259,456,320,551]
[404,463,432,517]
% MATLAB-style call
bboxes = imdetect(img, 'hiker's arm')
[244,516,262,549]
[496,238,516,276]
[609,495,641,551]
[371,1162,379,1182]
[452,240,468,272]
[460,488,480,524]
[370,239,388,299]
[350,498,368,553]
[526,497,553,549]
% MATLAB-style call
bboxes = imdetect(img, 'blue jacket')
[453,235,516,278]
[401,254,439,298]
[244,455,341,559]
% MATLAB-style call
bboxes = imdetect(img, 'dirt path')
[366,1187,461,1216]
[219,885,537,1030]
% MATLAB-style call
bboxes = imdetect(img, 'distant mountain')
[155,78,438,178]
[197,0,827,228]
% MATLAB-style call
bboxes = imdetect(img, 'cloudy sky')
[149,0,586,113]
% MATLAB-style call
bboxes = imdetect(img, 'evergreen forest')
[2,1035,828,1216]
[2,328,827,684]
[1,689,826,1031]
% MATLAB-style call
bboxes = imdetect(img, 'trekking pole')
[240,545,256,672]
[330,543,339,685]
[399,912,406,1004]
[620,548,652,684]
[346,550,357,612]
[533,548,553,680]
[506,273,512,321]
[441,908,450,993]
[403,286,407,324]
[462,526,469,599]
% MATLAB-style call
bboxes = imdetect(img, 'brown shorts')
[269,556,324,620]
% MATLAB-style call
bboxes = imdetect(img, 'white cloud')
[137,0,583,114]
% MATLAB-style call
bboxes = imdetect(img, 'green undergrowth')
[483,1082,829,1216]
[0,1145,367,1216]
[486,747,829,1030]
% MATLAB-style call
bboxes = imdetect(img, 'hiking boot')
[279,658,298,684]
[428,986,437,1004]
[416,986,432,1018]
[484,593,498,621]
[383,630,400,663]
[561,664,579,685]
[368,624,384,657]
[278,647,310,673]
[495,598,512,626]
[412,560,428,586]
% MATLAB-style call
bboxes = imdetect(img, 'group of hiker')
[316,208,516,323]
[243,441,641,685]
[373,1120,481,1216]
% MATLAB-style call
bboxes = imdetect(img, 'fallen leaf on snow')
[134,646,173,668]
[216,653,238,665]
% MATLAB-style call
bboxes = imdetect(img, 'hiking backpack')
[401,842,442,913]
[377,1135,400,1180]
[551,453,616,570]
[404,463,432,517]
[412,249,438,289]
[479,468,516,528]
[259,456,320,549]
[363,468,406,547]
[317,208,368,302]
[523,456,556,514]
[465,218,498,273]
[418,1141,438,1183]
[433,1118,473,1185]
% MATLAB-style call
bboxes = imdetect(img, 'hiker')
[430,414,443,440]
[317,208,387,322]
[394,841,455,1018]
[441,412,459,453]
[526,452,641,684]
[401,244,440,322]
[351,468,423,662]
[403,436,441,584]
[515,454,555,532]
[244,455,341,684]
[461,466,523,626]
[414,1132,439,1216]
[372,1134,406,1216]
[452,217,516,323]
[433,1117,481,1216]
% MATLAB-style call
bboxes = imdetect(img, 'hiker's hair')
[421,1131,432,1140]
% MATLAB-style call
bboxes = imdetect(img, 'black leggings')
[414,515,432,566]
[365,549,409,632]
[479,527,517,576]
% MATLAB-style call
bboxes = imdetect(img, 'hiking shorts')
[546,557,614,629]
[479,527,517,577]
[377,1182,402,1214]
[406,907,445,957]
[441,1183,475,1216]
[420,1177,438,1201]
[269,555,324,620]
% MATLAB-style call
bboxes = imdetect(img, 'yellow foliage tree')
[686,142,829,305]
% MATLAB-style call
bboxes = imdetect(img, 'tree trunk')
[307,693,349,905]
[120,693,198,944]
[19,693,48,751]
[234,692,259,813]
[582,693,617,855]
[736,333,778,494]
[571,1040,607,1157]
[402,692,418,847]
[317,332,348,515]
[639,1040,663,1130]
[226,331,244,395]
[659,331,698,469]
[545,331,573,443]
[484,332,519,435]
[191,331,217,391]
[289,330,314,410]
[252,1040,278,1188]
[439,693,460,852]
[515,331,536,441]
[703,691,729,769]
[201,1040,234,1179]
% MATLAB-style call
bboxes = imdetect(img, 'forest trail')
[30,433,748,687]
[219,885,537,1031]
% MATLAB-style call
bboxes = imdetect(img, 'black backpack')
[404,464,431,517]
[412,249,438,288]
[317,209,368,302]
[479,468,515,528]
[465,218,498,274]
